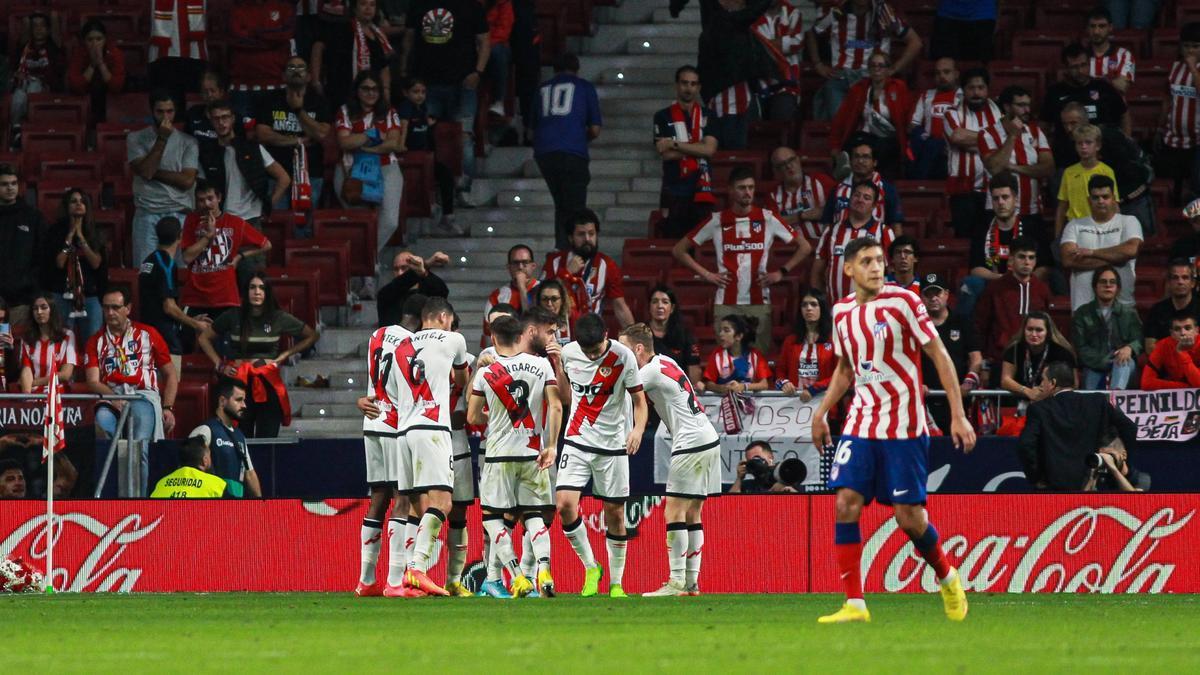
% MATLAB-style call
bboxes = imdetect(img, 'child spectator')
[396,78,457,233]
[1055,124,1118,239]
[699,314,771,395]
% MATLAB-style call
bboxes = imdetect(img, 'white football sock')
[563,517,597,569]
[482,516,520,580]
[685,524,704,587]
[667,522,688,584]
[386,517,406,586]
[606,534,628,587]
[411,508,446,572]
[525,516,552,574]
[359,518,383,585]
[403,517,419,569]
[519,527,536,578]
[446,523,468,583]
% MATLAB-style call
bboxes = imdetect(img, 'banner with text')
[1108,389,1200,442]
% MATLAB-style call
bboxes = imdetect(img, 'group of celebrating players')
[353,236,977,622]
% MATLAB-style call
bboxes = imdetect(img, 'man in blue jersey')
[534,53,603,251]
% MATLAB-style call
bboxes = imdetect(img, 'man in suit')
[1017,361,1140,491]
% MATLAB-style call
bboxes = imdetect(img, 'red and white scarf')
[669,102,716,204]
[292,143,312,213]
[352,19,393,78]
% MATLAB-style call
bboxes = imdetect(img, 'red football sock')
[919,541,952,580]
[835,542,864,600]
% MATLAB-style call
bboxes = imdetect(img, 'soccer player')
[811,236,976,624]
[556,313,647,598]
[445,313,475,597]
[467,314,563,598]
[619,324,718,597]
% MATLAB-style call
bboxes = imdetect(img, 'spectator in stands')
[0,164,46,326]
[1141,313,1200,390]
[928,0,995,63]
[401,0,490,202]
[534,54,602,251]
[537,279,576,345]
[255,56,334,212]
[908,57,962,180]
[919,273,981,432]
[147,0,208,108]
[16,293,75,394]
[820,138,904,232]
[184,68,242,144]
[884,235,919,293]
[774,289,835,402]
[655,65,719,238]
[483,244,539,335]
[674,168,810,352]
[198,99,292,227]
[945,67,1001,238]
[66,20,126,124]
[1157,24,1200,204]
[830,50,914,179]
[85,288,179,496]
[188,379,262,496]
[1104,0,1161,30]
[198,275,318,438]
[543,209,635,327]
[484,0,514,116]
[52,453,78,499]
[1042,44,1131,136]
[229,0,297,93]
[980,86,1055,243]
[138,217,208,373]
[0,300,12,389]
[808,0,922,121]
[128,90,200,266]
[698,313,771,394]
[334,70,405,264]
[1085,7,1135,94]
[755,0,805,122]
[767,146,834,245]
[376,250,450,328]
[46,189,107,341]
[1061,175,1142,311]
[1054,124,1119,240]
[691,0,774,151]
[8,11,64,135]
[1172,198,1200,265]
[0,460,27,499]
[313,0,395,108]
[1073,266,1142,390]
[396,78,458,234]
[811,180,895,301]
[149,437,229,499]
[728,441,793,493]
[972,236,1052,373]
[968,173,1048,282]
[1145,260,1200,353]
[646,285,702,383]
[1000,311,1077,401]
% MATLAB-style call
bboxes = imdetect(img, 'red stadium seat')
[180,354,216,382]
[1033,7,1090,32]
[313,209,378,277]
[1047,296,1073,339]
[621,238,676,279]
[747,120,795,153]
[1158,207,1190,238]
[667,271,719,310]
[709,151,767,187]
[35,179,102,221]
[34,152,104,183]
[75,7,143,39]
[106,266,141,314]
[1135,267,1166,299]
[988,61,1047,104]
[170,381,211,439]
[1130,60,1175,99]
[799,121,831,156]
[399,151,435,219]
[619,275,656,320]
[894,180,948,218]
[20,124,85,155]
[259,217,291,267]
[283,239,350,307]
[93,209,128,266]
[105,93,151,127]
[26,94,90,125]
[1012,31,1075,67]
[266,266,321,328]
[1151,30,1180,59]
[113,40,148,83]
[95,122,139,176]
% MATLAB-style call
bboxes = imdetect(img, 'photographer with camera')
[1017,361,1143,491]
[728,441,806,493]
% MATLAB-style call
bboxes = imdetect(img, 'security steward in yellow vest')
[150,437,230,498]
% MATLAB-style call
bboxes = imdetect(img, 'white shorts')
[364,433,400,486]
[665,443,722,500]
[451,429,476,503]
[397,428,454,493]
[479,458,554,512]
[556,444,629,502]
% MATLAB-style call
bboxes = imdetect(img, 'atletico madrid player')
[811,236,976,624]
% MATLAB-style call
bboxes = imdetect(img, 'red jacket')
[831,78,915,161]
[1141,337,1200,390]
[973,274,1052,363]
[67,43,126,95]
[487,0,514,45]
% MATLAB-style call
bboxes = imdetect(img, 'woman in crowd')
[646,285,702,383]
[774,290,836,402]
[66,19,125,124]
[311,0,393,108]
[335,70,405,259]
[536,278,576,344]
[198,275,319,438]
[699,314,771,394]
[17,292,75,394]
[830,49,913,177]
[46,189,107,341]
[9,11,64,132]
[1001,311,1078,401]
[1072,266,1143,390]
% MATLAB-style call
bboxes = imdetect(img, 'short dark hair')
[521,306,560,330]
[850,179,881,202]
[488,303,518,319]
[1087,6,1113,23]
[574,313,607,349]
[1172,312,1198,329]
[728,166,756,185]
[1167,258,1195,275]
[401,292,428,320]
[843,236,882,262]
[1010,236,1039,256]
[675,65,700,82]
[1043,361,1075,389]
[155,217,182,246]
[571,208,601,235]
[960,67,990,88]
[746,440,773,456]
[194,178,221,196]
[490,315,523,346]
[889,235,919,258]
[179,437,209,468]
[148,88,175,111]
[1091,265,1122,290]
[103,287,131,307]
[200,66,229,91]
[1061,43,1089,64]
[555,52,580,73]
[421,297,454,321]
[0,459,23,477]
[206,98,233,117]
[845,135,876,157]
[507,244,534,263]
[989,170,1020,194]
[214,377,246,402]
[997,85,1031,107]
[0,163,18,180]
[79,19,107,40]
[1087,174,1116,194]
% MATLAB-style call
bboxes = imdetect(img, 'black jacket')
[1017,390,1139,490]
[376,270,450,328]
[693,0,778,102]
[197,137,272,216]
[0,201,46,306]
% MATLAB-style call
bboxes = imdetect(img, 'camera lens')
[774,457,807,486]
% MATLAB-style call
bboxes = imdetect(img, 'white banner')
[653,394,822,485]
[1108,388,1200,442]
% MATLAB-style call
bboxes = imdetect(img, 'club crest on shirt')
[872,320,889,337]
[599,367,612,377]
[949,329,960,341]
[752,220,763,233]
[860,360,873,371]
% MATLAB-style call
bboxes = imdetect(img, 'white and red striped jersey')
[978,120,1051,214]
[708,82,757,116]
[754,0,804,95]
[391,328,469,432]
[364,324,414,433]
[483,278,539,336]
[812,1,909,71]
[542,250,625,315]
[640,353,719,453]
[816,219,896,301]
[84,322,171,394]
[150,0,208,61]
[1163,61,1200,149]
[20,332,77,393]
[832,286,938,439]
[470,352,557,460]
[768,173,834,242]
[335,106,403,164]
[561,339,642,453]
[829,172,889,224]
[944,99,1002,194]
[1089,45,1135,83]
[687,206,797,306]
[911,88,963,140]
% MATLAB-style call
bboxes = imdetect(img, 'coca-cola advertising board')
[1,495,1195,593]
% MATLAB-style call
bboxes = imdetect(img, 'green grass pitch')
[5,593,1200,672]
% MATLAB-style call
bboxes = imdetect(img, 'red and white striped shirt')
[84,322,171,394]
[1162,61,1200,149]
[755,0,804,95]
[542,250,625,315]
[911,88,963,140]
[20,332,77,393]
[708,82,756,116]
[703,346,772,385]
[687,206,797,305]
[944,99,1002,194]
[768,173,834,242]
[336,106,403,165]
[816,218,895,301]
[364,324,414,432]
[830,172,888,224]
[482,278,540,336]
[812,2,909,71]
[1089,45,1135,83]
[978,120,1051,214]
[832,286,937,439]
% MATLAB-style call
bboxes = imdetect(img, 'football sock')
[412,508,446,572]
[482,515,503,582]
[685,524,704,587]
[911,523,953,582]
[482,514,521,579]
[386,517,407,586]
[562,517,598,569]
[403,516,420,569]
[606,533,628,586]
[446,520,468,583]
[359,518,383,585]
[835,522,865,607]
[667,522,688,584]
[519,527,536,578]
[524,515,552,573]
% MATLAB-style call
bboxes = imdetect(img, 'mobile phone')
[0,323,10,336]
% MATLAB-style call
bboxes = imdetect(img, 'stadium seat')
[105,93,151,127]
[266,266,321,328]
[709,151,767,187]
[1158,207,1190,238]
[894,180,948,218]
[399,151,436,219]
[1130,60,1175,99]
[747,120,795,153]
[676,303,711,329]
[259,217,292,267]
[1012,32,1074,67]
[799,121,831,156]
[35,179,103,221]
[621,238,676,279]
[1047,296,1073,339]
[988,61,1047,104]
[34,152,104,183]
[1135,267,1166,299]
[312,209,378,277]
[1151,30,1180,59]
[93,209,128,266]
[27,94,90,126]
[171,381,211,439]
[620,275,656,320]
[95,122,139,177]
[113,39,149,85]
[1033,7,1090,32]
[20,124,86,155]
[668,271,718,310]
[283,240,350,307]
[106,266,141,312]
[180,354,216,382]
[75,6,143,39]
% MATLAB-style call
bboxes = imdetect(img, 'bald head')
[770,146,803,185]
[933,57,958,91]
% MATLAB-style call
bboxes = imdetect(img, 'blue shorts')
[828,435,929,506]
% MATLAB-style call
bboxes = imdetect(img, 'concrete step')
[590,22,701,43]
[595,0,674,25]
[314,327,375,358]
[295,402,365,418]
[285,416,368,438]
[596,66,682,86]
[651,7,701,23]
[594,84,674,100]
[625,36,697,56]
[495,189,617,208]
[288,387,366,412]
[576,54,691,81]
[522,158,644,178]
[284,356,363,379]
[599,127,656,144]
[588,145,659,161]
[470,177,633,206]
[600,109,667,127]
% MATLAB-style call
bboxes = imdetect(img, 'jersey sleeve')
[240,219,269,248]
[815,226,832,261]
[84,333,100,370]
[703,350,721,382]
[765,210,796,244]
[622,347,643,392]
[653,109,671,139]
[148,326,172,367]
[19,343,32,370]
[604,257,626,298]
[335,106,351,132]
[686,212,719,246]
[903,292,938,346]
[751,350,772,381]
[451,333,470,368]
[190,424,212,445]
[470,364,487,396]
[64,332,78,366]
[1060,220,1080,246]
[831,308,845,358]
[540,357,557,387]
[977,127,998,157]
[257,144,275,167]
